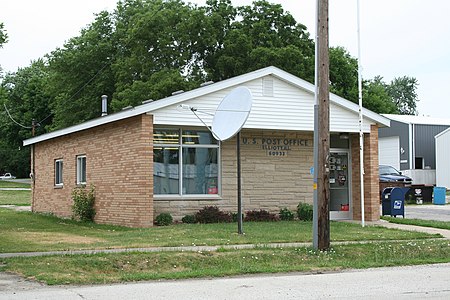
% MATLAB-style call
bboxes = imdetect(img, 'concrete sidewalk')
[367,219,450,239]
[0,205,31,212]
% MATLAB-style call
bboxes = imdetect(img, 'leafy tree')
[387,76,419,115]
[329,46,358,102]
[203,0,314,81]
[112,68,191,110]
[3,0,420,138]
[0,22,7,48]
[0,22,8,74]
[46,10,116,129]
[0,60,52,176]
[362,76,398,114]
[0,0,422,177]
[111,0,206,109]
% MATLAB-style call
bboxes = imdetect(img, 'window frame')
[153,127,221,199]
[76,155,87,185]
[54,159,63,187]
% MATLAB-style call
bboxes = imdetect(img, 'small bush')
[71,185,96,222]
[155,213,173,226]
[244,210,279,222]
[297,202,313,221]
[231,212,244,222]
[279,207,295,221]
[195,206,232,223]
[181,214,196,224]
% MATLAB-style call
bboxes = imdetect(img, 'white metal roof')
[24,66,390,146]
[382,114,450,126]
[435,127,450,139]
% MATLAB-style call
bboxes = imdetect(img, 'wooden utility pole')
[317,0,330,250]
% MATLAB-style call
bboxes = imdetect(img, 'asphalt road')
[405,204,450,222]
[1,263,449,299]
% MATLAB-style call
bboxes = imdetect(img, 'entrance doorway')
[329,150,351,220]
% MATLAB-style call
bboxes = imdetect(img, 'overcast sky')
[1,0,449,118]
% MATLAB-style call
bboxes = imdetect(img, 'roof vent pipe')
[101,95,108,117]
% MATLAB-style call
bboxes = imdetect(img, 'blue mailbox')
[381,187,409,218]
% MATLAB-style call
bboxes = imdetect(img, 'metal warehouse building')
[436,127,450,189]
[379,114,450,185]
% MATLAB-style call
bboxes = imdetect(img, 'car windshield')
[379,165,400,175]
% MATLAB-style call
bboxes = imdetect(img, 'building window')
[154,128,219,196]
[55,159,63,186]
[76,155,86,185]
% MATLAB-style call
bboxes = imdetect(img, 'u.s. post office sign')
[242,136,311,157]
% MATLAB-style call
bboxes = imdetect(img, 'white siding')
[153,75,375,133]
[379,136,400,170]
[436,128,450,188]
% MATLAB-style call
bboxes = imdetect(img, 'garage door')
[378,136,400,170]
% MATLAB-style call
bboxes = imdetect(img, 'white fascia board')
[23,107,149,146]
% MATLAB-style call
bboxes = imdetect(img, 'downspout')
[31,144,35,211]
[410,123,415,169]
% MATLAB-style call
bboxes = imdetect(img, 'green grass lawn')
[0,181,30,188]
[0,190,31,205]
[0,208,440,253]
[0,208,447,285]
[2,240,449,285]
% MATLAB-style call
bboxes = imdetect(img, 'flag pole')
[357,0,365,227]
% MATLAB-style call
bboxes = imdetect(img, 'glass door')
[329,151,351,220]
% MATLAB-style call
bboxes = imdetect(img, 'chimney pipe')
[101,95,108,116]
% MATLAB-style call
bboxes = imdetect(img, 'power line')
[3,103,32,129]
[37,61,111,125]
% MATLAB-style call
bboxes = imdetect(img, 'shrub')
[297,202,313,221]
[231,212,244,222]
[181,214,196,224]
[244,210,279,222]
[279,207,295,221]
[195,206,232,223]
[155,213,173,226]
[71,185,96,222]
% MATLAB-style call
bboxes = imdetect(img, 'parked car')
[0,173,16,180]
[379,165,412,183]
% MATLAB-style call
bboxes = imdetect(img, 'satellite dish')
[212,86,252,141]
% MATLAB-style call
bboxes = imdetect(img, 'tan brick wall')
[351,125,380,221]
[32,114,154,227]
[154,129,314,219]
[32,119,381,226]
